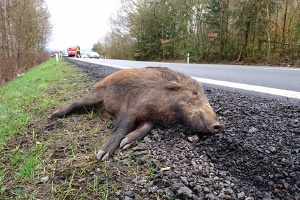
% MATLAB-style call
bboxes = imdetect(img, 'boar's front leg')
[119,121,155,150]
[97,121,154,161]
[48,90,102,118]
[96,113,135,161]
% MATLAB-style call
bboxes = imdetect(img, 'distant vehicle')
[67,47,76,57]
[88,51,100,59]
[63,51,68,57]
[81,53,89,58]
[80,50,100,59]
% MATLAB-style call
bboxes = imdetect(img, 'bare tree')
[0,0,51,84]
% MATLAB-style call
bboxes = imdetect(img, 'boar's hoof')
[47,113,56,119]
[47,110,62,119]
[119,137,134,150]
[96,150,109,161]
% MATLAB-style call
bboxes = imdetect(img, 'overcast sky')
[45,0,120,51]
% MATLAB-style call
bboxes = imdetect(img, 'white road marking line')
[263,67,300,71]
[195,77,300,100]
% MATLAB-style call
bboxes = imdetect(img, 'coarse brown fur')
[49,67,225,160]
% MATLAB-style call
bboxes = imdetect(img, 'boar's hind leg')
[49,91,102,118]
[119,121,155,150]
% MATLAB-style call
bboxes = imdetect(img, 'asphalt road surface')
[76,58,300,100]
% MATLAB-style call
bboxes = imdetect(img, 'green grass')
[0,59,159,199]
[0,59,82,145]
[0,59,86,199]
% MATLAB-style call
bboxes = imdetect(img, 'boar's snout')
[208,122,225,134]
[189,105,225,135]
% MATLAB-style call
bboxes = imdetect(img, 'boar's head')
[161,71,225,135]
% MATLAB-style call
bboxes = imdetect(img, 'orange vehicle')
[67,47,77,57]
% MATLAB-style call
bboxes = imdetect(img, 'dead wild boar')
[49,67,225,160]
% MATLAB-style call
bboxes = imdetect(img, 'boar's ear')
[164,81,181,91]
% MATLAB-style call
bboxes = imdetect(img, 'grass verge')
[0,59,157,200]
[0,59,82,145]
[0,59,116,199]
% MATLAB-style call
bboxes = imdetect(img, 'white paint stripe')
[108,64,129,69]
[194,77,300,100]
[264,67,300,71]
[83,59,129,69]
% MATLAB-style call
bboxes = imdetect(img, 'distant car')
[88,51,100,59]
[63,51,68,57]
[81,53,89,58]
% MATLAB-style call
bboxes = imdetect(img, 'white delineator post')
[55,52,59,62]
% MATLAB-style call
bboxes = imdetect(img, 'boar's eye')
[192,90,198,96]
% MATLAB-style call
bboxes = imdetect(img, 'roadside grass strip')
[0,59,86,199]
[0,59,158,199]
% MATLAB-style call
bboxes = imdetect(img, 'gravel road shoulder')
[62,58,300,199]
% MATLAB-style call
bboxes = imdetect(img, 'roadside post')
[55,51,58,62]
[187,53,190,64]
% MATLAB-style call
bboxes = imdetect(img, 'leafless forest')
[0,0,51,84]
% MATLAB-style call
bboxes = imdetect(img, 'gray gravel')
[66,58,300,200]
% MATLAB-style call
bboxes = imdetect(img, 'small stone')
[115,190,122,196]
[39,176,49,183]
[143,136,151,143]
[147,186,158,193]
[157,189,164,195]
[248,127,258,134]
[187,135,199,142]
[164,188,174,197]
[269,146,276,152]
[238,192,245,199]
[177,186,193,198]
[133,150,148,156]
[203,187,210,193]
[205,193,218,200]
[180,176,189,185]
[172,182,185,191]
[187,136,194,142]
[254,175,264,184]
[218,192,225,199]
[224,188,234,195]
[125,190,135,198]
[267,181,274,186]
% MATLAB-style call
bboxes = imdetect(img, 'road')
[76,58,300,100]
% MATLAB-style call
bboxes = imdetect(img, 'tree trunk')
[282,0,288,52]
[238,21,250,62]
